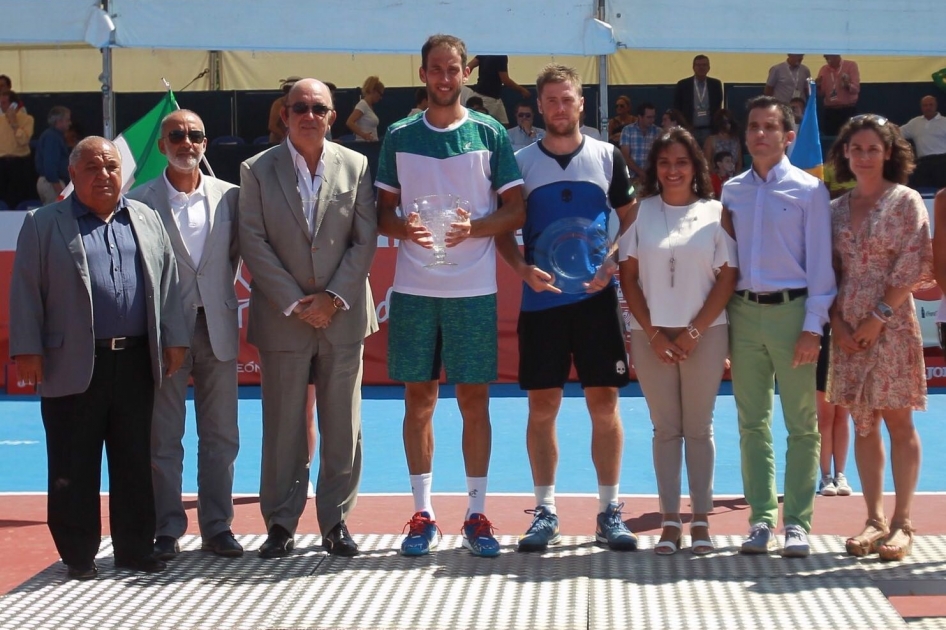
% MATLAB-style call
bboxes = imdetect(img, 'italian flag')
[60,91,179,198]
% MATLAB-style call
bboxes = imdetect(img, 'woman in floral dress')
[826,114,934,561]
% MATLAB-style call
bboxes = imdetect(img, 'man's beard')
[167,153,200,172]
[428,86,460,108]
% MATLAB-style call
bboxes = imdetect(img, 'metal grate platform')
[1,534,944,630]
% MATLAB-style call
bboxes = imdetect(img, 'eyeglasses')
[517,112,532,119]
[166,130,206,144]
[289,102,334,117]
[850,114,888,126]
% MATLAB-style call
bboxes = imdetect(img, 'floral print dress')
[827,185,935,435]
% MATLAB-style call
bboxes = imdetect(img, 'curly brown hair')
[827,115,915,184]
[640,127,713,199]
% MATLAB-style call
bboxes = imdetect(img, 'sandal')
[845,517,888,557]
[878,522,915,562]
[689,520,714,556]
[654,521,682,556]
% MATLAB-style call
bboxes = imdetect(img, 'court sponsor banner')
[2,199,944,390]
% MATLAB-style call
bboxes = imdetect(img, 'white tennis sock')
[466,476,488,517]
[409,473,434,520]
[534,485,557,515]
[598,485,619,513]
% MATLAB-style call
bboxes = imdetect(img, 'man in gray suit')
[128,110,243,560]
[239,78,378,558]
[9,136,189,579]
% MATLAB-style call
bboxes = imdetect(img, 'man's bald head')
[69,136,119,168]
[161,109,205,134]
[921,95,939,120]
[287,79,334,108]
[68,136,122,216]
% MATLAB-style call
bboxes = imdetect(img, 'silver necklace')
[661,201,694,288]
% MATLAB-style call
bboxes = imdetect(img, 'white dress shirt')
[721,156,837,333]
[163,171,211,267]
[901,113,946,158]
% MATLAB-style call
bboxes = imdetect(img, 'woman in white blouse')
[346,75,384,142]
[618,127,738,555]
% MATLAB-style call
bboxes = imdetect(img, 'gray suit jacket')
[8,196,190,398]
[239,140,378,350]
[128,176,241,361]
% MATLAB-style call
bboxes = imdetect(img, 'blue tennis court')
[1,385,944,494]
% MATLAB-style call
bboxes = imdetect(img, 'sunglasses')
[517,112,532,119]
[850,114,888,126]
[289,102,334,117]
[166,130,206,144]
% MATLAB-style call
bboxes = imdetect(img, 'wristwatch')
[331,294,345,311]
[876,301,894,320]
[686,324,702,340]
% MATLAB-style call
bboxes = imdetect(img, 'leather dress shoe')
[258,524,294,559]
[201,530,244,558]
[153,536,180,561]
[67,562,98,580]
[322,521,359,557]
[114,555,167,573]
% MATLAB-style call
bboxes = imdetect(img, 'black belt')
[94,336,148,350]
[736,288,807,305]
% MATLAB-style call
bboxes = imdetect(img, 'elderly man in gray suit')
[128,110,243,561]
[9,136,189,580]
[240,78,378,558]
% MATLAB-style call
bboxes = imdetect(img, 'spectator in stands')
[466,54,531,125]
[710,150,734,199]
[35,106,71,204]
[816,55,860,136]
[661,109,689,133]
[346,76,384,142]
[764,55,811,104]
[268,76,300,144]
[826,114,933,562]
[703,109,742,173]
[790,97,806,126]
[466,96,489,116]
[0,85,35,208]
[0,74,27,112]
[901,95,946,189]
[607,95,635,145]
[324,82,337,141]
[409,87,428,116]
[507,101,545,152]
[620,102,659,184]
[618,127,737,556]
[673,55,723,145]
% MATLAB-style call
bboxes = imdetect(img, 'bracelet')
[686,324,702,341]
[871,310,888,324]
[649,330,660,344]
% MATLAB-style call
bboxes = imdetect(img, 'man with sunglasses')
[508,102,545,153]
[240,78,378,559]
[128,110,244,561]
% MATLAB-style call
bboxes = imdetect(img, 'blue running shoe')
[517,506,562,552]
[462,513,501,557]
[595,502,638,551]
[400,511,441,556]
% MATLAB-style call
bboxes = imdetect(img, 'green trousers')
[728,294,821,532]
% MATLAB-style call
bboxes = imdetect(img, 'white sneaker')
[834,473,852,496]
[782,524,810,558]
[307,481,315,498]
[818,474,837,496]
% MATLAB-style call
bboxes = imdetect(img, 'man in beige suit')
[128,110,244,561]
[239,78,378,558]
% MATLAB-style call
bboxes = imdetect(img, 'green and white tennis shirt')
[376,109,523,298]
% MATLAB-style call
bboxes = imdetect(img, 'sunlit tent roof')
[2,0,942,56]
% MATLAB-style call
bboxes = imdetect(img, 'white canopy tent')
[2,0,944,135]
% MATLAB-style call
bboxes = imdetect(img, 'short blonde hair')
[536,64,582,97]
[362,76,384,98]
